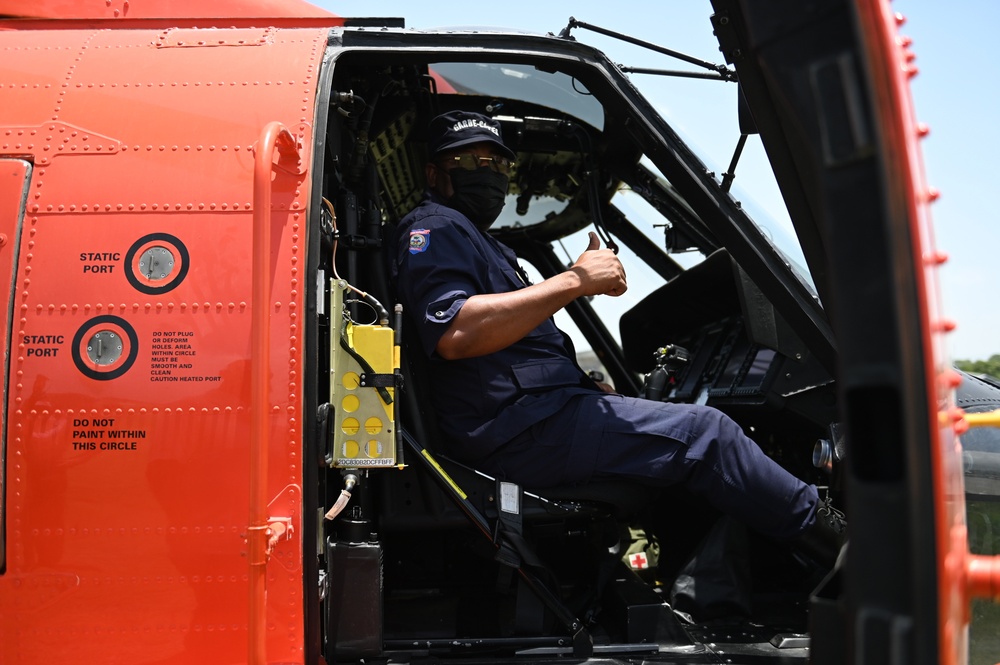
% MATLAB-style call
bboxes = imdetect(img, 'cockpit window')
[422,58,818,312]
[429,62,604,131]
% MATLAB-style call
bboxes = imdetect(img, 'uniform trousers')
[474,392,818,541]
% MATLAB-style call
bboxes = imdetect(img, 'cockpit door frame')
[0,157,31,573]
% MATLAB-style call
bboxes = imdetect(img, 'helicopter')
[0,1,998,663]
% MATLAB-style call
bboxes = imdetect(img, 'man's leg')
[583,395,819,540]
[482,393,818,541]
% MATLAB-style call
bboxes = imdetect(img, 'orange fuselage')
[0,22,331,663]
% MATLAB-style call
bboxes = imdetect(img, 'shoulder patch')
[409,228,430,254]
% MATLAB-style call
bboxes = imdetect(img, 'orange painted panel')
[0,25,328,665]
[0,0,337,20]
[6,28,320,213]
[0,32,77,127]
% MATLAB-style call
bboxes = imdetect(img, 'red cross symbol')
[629,552,648,569]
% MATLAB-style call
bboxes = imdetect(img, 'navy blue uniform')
[392,198,819,540]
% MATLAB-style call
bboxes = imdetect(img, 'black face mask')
[446,167,509,231]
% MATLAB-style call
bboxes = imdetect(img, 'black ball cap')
[427,110,516,161]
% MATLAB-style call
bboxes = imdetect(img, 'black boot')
[792,497,847,569]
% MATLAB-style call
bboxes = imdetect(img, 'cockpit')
[322,28,839,469]
[317,26,845,660]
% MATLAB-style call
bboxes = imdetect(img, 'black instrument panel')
[620,250,833,427]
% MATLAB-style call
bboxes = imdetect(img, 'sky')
[314,0,1000,363]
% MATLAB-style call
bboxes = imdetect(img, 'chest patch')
[409,228,430,254]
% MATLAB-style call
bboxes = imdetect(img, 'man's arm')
[436,232,627,360]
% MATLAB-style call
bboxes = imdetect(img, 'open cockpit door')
[707,0,999,663]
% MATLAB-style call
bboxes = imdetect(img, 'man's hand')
[435,232,628,360]
[570,232,628,297]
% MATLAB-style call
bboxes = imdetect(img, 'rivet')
[925,250,948,266]
[936,318,957,333]
[939,369,963,390]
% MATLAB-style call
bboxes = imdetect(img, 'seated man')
[389,110,844,569]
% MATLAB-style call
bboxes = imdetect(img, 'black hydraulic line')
[561,119,619,254]
[339,334,392,405]
[558,17,736,81]
[585,173,618,254]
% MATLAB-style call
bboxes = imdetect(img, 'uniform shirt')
[391,198,600,463]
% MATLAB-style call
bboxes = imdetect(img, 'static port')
[86,330,123,365]
[139,246,175,280]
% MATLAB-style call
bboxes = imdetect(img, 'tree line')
[956,354,1000,381]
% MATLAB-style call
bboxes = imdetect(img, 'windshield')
[431,62,605,131]
[433,56,815,295]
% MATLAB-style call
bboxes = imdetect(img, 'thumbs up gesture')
[570,232,627,297]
